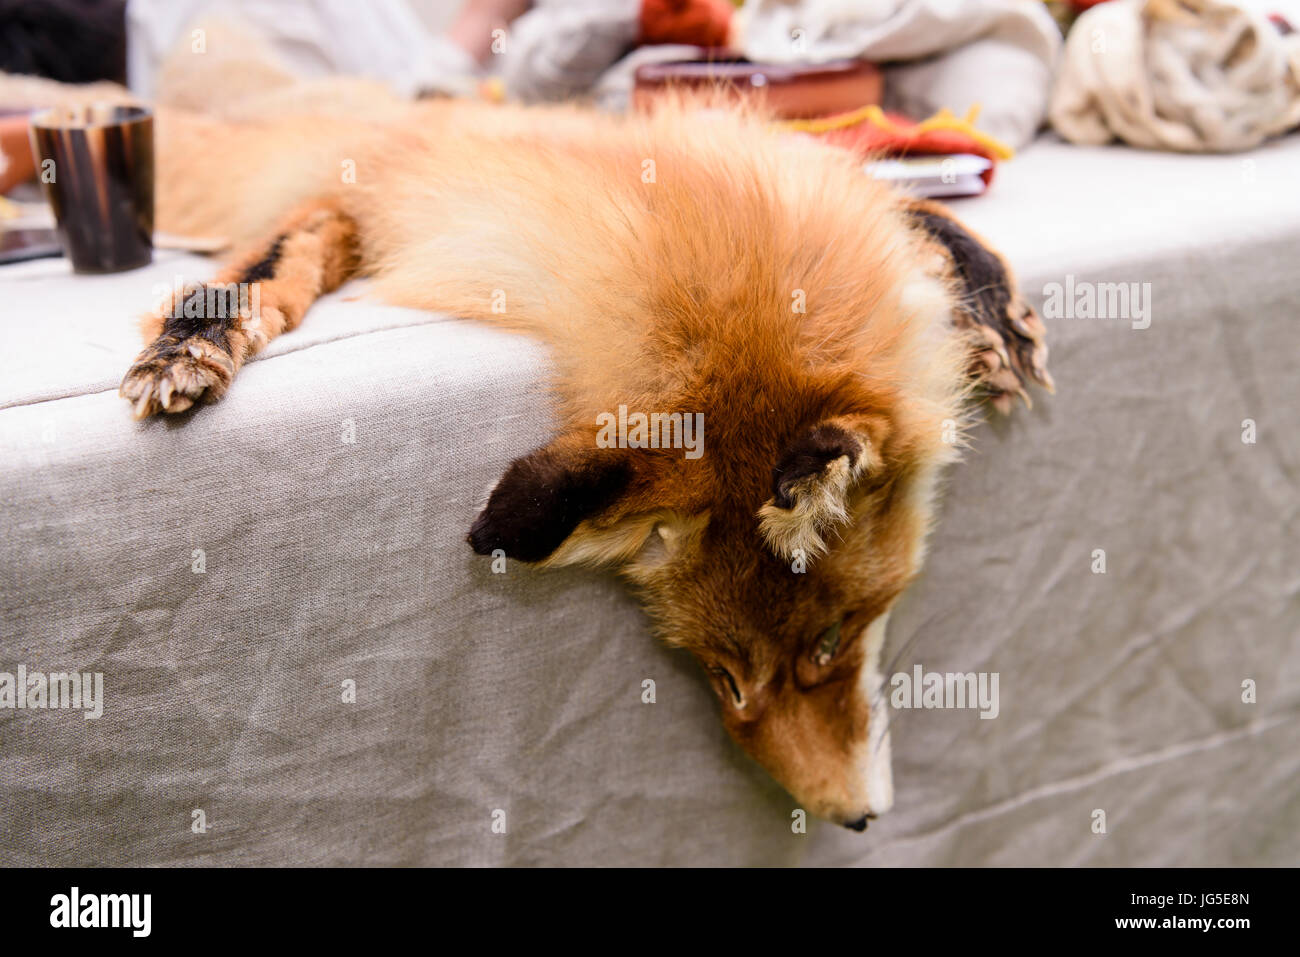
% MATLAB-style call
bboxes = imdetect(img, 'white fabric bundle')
[499,0,642,104]
[503,0,1060,149]
[1051,0,1300,152]
[733,0,1063,149]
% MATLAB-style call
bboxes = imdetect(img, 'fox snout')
[711,613,896,830]
[727,696,895,829]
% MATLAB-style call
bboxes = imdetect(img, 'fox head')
[468,371,965,826]
[466,179,1049,827]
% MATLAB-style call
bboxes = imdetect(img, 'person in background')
[124,0,532,100]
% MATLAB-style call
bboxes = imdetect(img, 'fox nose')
[844,813,877,832]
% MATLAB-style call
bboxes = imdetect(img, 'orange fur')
[132,94,1048,826]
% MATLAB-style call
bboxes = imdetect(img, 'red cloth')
[814,110,1003,187]
[639,0,733,48]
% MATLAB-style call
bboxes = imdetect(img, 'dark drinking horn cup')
[29,104,154,274]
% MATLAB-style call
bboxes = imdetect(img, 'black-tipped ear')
[758,415,885,561]
[903,198,1053,413]
[468,440,632,564]
[770,422,872,509]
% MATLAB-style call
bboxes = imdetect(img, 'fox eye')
[813,620,843,665]
[711,667,745,707]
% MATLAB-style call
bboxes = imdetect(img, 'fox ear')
[468,436,635,565]
[757,415,887,561]
[903,198,1053,413]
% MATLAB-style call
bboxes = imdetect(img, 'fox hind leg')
[121,198,359,418]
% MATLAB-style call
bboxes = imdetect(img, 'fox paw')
[969,295,1054,415]
[120,335,235,419]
